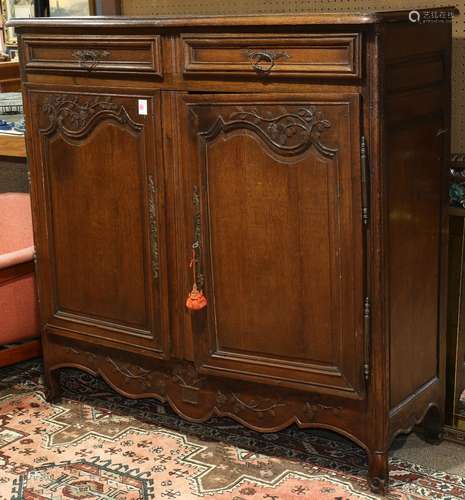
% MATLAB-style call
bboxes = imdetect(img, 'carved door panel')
[27,90,169,356]
[178,93,365,397]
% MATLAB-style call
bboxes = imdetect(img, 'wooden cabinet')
[11,9,454,495]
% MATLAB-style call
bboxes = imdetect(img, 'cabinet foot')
[423,405,442,444]
[368,450,389,495]
[44,369,62,403]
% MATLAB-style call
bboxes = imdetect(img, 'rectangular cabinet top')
[8,7,458,31]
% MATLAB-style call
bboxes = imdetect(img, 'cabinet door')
[178,93,364,396]
[27,90,169,356]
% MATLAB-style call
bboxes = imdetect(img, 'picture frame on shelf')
[49,0,95,16]
[1,0,35,46]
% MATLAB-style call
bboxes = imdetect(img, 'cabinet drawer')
[23,35,163,77]
[181,33,362,79]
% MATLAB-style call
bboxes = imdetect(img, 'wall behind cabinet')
[121,0,464,152]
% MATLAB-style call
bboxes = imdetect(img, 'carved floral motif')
[148,175,160,280]
[201,105,338,159]
[304,401,343,420]
[65,346,97,363]
[172,364,203,389]
[41,95,141,137]
[63,346,165,394]
[216,391,285,419]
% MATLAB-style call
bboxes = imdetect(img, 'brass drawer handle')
[245,49,289,75]
[72,49,111,71]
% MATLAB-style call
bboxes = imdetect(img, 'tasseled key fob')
[186,249,207,311]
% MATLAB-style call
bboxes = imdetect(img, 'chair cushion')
[0,272,39,344]
[0,245,34,270]
[0,192,34,255]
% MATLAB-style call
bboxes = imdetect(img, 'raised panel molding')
[185,94,362,398]
[33,90,169,355]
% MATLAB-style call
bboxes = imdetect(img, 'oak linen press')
[10,9,453,493]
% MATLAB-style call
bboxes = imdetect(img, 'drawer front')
[181,33,362,79]
[23,35,163,77]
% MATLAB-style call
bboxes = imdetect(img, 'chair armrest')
[0,245,34,270]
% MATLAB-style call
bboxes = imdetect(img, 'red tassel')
[186,249,207,311]
[186,283,208,310]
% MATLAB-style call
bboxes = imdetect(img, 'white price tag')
[138,99,148,115]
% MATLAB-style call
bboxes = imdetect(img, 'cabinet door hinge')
[361,136,370,226]
[364,296,371,382]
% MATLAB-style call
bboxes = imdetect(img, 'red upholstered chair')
[0,192,41,366]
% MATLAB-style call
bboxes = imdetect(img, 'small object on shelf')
[449,156,465,208]
[50,0,94,16]
[0,118,13,131]
[0,118,23,135]
[0,92,23,115]
[0,93,25,136]
[13,118,25,134]
[450,182,465,208]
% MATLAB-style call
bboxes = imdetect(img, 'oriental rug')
[0,360,464,500]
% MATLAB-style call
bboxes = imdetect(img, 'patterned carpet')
[1,361,465,499]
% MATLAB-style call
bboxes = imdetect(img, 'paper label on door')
[138,99,148,115]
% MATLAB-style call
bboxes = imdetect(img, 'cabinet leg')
[423,405,442,444]
[44,368,62,403]
[368,450,389,495]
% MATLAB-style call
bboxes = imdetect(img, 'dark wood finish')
[381,21,451,471]
[0,62,21,92]
[446,215,465,425]
[23,35,163,76]
[178,93,364,395]
[450,207,465,217]
[26,89,170,355]
[11,9,454,494]
[7,8,459,29]
[181,33,361,79]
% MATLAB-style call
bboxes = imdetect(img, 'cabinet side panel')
[384,22,450,409]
